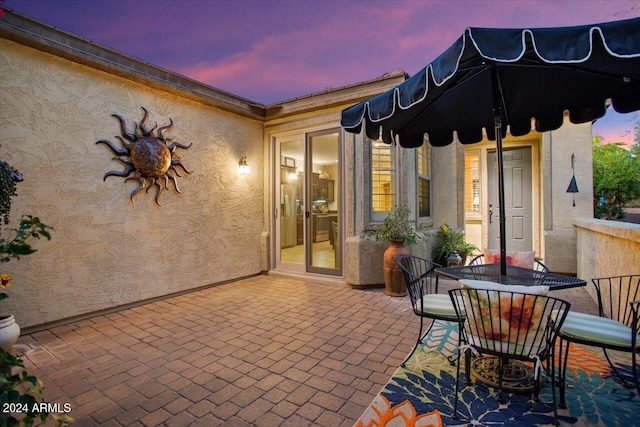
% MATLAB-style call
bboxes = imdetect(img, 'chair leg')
[452,347,466,419]
[602,348,636,389]
[532,358,542,402]
[633,348,639,396]
[400,339,421,368]
[464,348,472,386]
[558,338,571,409]
[549,342,560,426]
[401,316,433,368]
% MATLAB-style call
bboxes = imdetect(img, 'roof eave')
[0,7,408,123]
[0,7,268,121]
[264,70,408,120]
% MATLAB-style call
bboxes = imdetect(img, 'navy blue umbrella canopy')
[341,17,640,148]
[341,17,640,274]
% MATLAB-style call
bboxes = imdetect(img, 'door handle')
[305,211,310,218]
[489,203,493,224]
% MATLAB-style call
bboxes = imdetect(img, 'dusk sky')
[3,0,639,145]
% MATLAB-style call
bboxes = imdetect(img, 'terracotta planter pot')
[0,314,20,351]
[383,240,410,297]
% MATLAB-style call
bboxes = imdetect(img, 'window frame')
[416,142,432,219]
[366,137,397,223]
[464,149,482,219]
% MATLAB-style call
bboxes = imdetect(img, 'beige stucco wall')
[575,218,640,301]
[575,218,640,279]
[542,121,593,274]
[0,39,264,329]
[432,143,465,232]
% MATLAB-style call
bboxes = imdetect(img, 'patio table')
[436,263,586,393]
[435,263,586,290]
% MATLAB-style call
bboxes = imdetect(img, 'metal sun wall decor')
[96,107,193,206]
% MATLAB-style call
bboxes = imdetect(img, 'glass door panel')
[276,137,305,272]
[307,130,341,275]
[274,129,342,276]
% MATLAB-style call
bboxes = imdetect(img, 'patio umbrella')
[341,17,640,275]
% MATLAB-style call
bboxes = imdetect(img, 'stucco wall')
[542,121,593,274]
[0,39,264,328]
[575,218,640,280]
[432,143,465,231]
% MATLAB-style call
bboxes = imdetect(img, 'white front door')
[487,147,532,252]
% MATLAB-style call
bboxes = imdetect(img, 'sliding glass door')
[274,129,341,276]
[307,129,341,275]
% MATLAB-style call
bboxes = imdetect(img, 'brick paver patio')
[13,274,598,426]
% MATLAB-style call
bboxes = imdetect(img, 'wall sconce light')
[566,153,578,206]
[238,156,250,175]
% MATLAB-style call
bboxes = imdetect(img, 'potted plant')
[361,204,426,296]
[431,223,478,266]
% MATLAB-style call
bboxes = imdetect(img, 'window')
[417,142,431,217]
[371,141,395,221]
[465,151,480,213]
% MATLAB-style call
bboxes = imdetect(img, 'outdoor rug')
[356,320,640,427]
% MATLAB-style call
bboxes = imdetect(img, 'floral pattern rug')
[356,321,640,426]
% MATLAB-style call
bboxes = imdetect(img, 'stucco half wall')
[1,39,264,329]
[575,218,640,280]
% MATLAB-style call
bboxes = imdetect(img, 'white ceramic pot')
[0,314,21,351]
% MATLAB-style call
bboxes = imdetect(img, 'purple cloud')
[5,0,639,110]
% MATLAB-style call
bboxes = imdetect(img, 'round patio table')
[435,263,586,290]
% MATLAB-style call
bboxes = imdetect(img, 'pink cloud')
[593,111,639,147]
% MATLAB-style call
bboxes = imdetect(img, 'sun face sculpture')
[96,107,192,205]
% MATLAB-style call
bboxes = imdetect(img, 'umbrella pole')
[491,66,508,276]
[495,124,507,276]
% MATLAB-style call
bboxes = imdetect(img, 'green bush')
[593,139,640,220]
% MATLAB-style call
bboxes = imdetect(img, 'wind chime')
[566,153,579,207]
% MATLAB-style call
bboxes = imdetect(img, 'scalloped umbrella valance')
[341,17,640,274]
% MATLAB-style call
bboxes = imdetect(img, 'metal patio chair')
[397,255,459,367]
[557,274,640,408]
[449,285,570,425]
